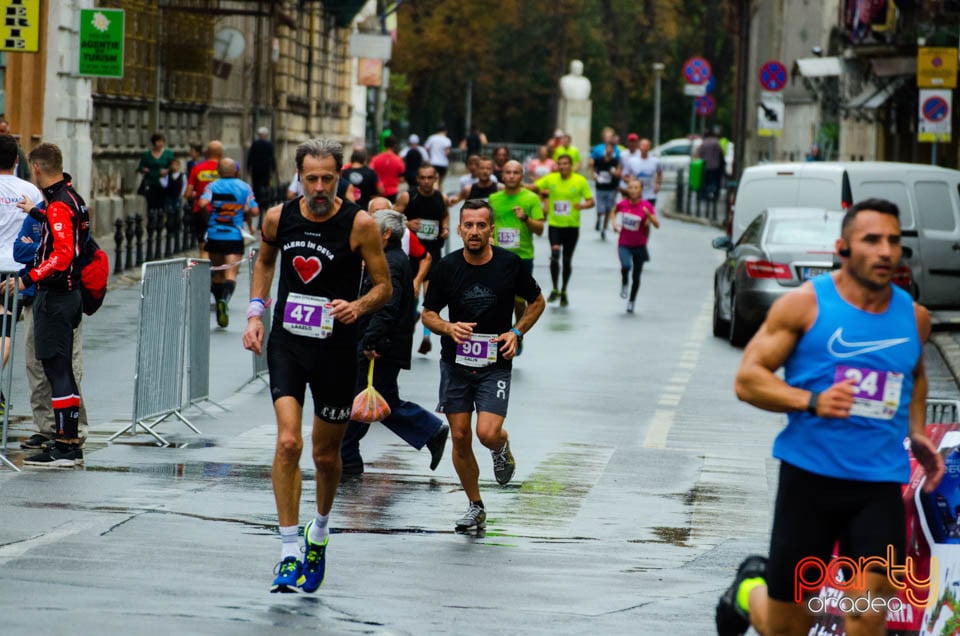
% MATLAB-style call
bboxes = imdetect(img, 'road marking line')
[644,409,676,448]
[0,520,98,565]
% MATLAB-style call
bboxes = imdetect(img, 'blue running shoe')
[298,520,328,593]
[270,556,302,593]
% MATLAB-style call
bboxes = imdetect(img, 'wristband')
[510,327,523,342]
[807,392,819,416]
[247,300,266,320]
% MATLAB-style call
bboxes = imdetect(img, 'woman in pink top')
[613,179,659,313]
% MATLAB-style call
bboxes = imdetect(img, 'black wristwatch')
[806,392,819,416]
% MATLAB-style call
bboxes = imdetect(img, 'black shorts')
[432,164,448,180]
[193,210,210,243]
[548,226,580,254]
[422,239,444,278]
[33,289,81,361]
[766,462,906,602]
[204,238,244,255]
[267,329,357,423]
[437,360,511,417]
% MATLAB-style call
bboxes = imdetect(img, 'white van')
[732,162,960,308]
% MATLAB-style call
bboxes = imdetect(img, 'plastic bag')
[350,359,391,423]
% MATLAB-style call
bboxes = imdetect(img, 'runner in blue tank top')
[242,139,391,594]
[716,198,945,636]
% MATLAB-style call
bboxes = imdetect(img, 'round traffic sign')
[922,96,949,123]
[683,57,712,85]
[758,60,788,92]
[695,95,716,116]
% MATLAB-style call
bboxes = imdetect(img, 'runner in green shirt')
[530,154,594,306]
[490,160,544,320]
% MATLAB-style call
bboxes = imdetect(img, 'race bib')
[622,213,642,232]
[417,219,439,240]
[834,365,903,420]
[597,171,612,184]
[282,293,334,339]
[553,201,572,217]
[497,228,520,249]
[455,333,498,368]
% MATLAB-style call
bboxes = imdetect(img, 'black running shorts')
[204,238,244,255]
[266,329,357,423]
[33,289,82,361]
[437,360,511,417]
[766,461,905,603]
[548,226,579,255]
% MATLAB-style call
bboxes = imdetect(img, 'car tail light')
[745,260,792,279]
[893,263,912,291]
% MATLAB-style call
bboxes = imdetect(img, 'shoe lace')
[274,559,298,576]
[493,451,507,472]
[303,542,325,567]
[463,504,482,521]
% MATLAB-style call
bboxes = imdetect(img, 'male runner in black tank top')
[466,156,501,200]
[395,164,449,355]
[243,139,391,593]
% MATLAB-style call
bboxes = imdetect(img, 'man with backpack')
[14,143,90,468]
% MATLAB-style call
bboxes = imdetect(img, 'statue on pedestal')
[560,60,591,101]
[557,60,592,174]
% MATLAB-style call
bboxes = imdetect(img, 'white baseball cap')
[408,134,420,144]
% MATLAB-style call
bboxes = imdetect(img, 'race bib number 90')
[833,364,903,420]
[283,293,334,339]
[455,333,498,368]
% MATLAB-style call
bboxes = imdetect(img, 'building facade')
[3,0,372,236]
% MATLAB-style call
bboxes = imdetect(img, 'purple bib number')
[282,293,333,339]
[834,364,903,420]
[455,333,498,368]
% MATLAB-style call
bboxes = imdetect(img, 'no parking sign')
[919,88,952,142]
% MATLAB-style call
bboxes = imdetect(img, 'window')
[738,214,765,246]
[767,216,842,246]
[662,143,690,156]
[914,181,956,232]
[855,180,915,228]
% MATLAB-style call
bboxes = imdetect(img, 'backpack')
[78,236,108,315]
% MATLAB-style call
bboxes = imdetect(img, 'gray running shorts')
[437,360,511,417]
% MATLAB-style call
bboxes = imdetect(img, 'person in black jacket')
[340,209,448,475]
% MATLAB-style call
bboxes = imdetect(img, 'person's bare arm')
[735,285,855,416]
[394,192,409,214]
[330,213,391,323]
[909,304,945,492]
[422,309,475,344]
[576,198,595,211]
[242,204,282,355]
[413,252,431,297]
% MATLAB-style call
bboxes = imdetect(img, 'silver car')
[712,208,844,346]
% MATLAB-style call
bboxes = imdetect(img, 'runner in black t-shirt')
[422,199,545,533]
[466,156,501,200]
[592,141,621,240]
[340,149,382,210]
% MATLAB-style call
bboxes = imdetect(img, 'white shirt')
[287,174,302,197]
[0,174,41,271]
[424,133,452,167]
[620,152,661,201]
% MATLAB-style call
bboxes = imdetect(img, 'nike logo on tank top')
[774,275,921,483]
[272,198,363,346]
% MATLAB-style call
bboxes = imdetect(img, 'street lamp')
[652,62,665,147]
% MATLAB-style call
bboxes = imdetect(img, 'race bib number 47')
[833,365,903,420]
[283,293,334,339]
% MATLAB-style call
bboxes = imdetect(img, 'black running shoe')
[715,555,767,636]
[426,424,449,471]
[20,433,51,450]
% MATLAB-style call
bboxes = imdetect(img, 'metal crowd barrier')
[183,259,227,414]
[247,247,270,387]
[0,273,21,471]
[928,398,960,424]
[110,258,201,446]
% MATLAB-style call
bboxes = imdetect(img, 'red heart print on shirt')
[292,255,322,284]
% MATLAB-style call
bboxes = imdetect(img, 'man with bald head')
[490,160,544,321]
[186,140,225,254]
[199,156,259,327]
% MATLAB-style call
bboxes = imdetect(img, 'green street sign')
[78,8,124,78]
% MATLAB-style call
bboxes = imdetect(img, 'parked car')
[712,208,844,346]
[731,161,960,308]
[651,136,735,176]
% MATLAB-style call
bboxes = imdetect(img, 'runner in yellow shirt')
[530,154,594,307]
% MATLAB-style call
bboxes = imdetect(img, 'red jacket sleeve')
[25,202,75,285]
[408,231,426,259]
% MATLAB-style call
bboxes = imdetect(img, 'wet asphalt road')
[0,194,958,635]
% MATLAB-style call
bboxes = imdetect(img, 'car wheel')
[728,291,752,348]
[712,290,729,338]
